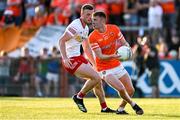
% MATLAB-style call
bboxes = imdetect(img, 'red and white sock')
[101,102,107,110]
[77,92,85,99]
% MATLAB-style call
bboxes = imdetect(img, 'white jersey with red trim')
[64,19,89,58]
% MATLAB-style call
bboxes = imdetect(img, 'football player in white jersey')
[59,4,114,113]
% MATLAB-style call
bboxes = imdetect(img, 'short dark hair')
[81,4,94,11]
[93,11,107,19]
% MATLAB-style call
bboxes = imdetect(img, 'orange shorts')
[62,55,88,74]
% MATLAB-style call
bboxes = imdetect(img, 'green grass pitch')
[0,97,180,120]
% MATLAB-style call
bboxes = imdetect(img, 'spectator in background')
[2,10,14,27]
[94,0,109,17]
[46,46,60,97]
[24,0,39,26]
[50,0,68,10]
[175,0,180,37]
[67,73,77,96]
[0,51,11,96]
[33,10,47,28]
[68,0,78,21]
[133,38,146,77]
[34,48,49,97]
[0,0,6,20]
[0,14,5,27]
[70,0,81,21]
[137,0,149,26]
[107,0,125,26]
[14,48,34,96]
[46,7,69,26]
[6,0,23,26]
[167,34,179,59]
[124,0,138,26]
[171,34,179,53]
[168,49,178,59]
[148,0,163,46]
[136,0,149,37]
[75,0,94,7]
[38,0,46,13]
[131,42,145,98]
[144,41,160,98]
[71,0,94,21]
[124,0,139,45]
[156,37,169,59]
[43,0,51,14]
[32,1,47,28]
[160,0,176,48]
[34,56,42,97]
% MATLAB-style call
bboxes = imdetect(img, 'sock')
[117,107,125,112]
[131,102,136,107]
[77,92,85,99]
[101,102,107,110]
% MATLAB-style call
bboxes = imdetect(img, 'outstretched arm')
[59,31,74,68]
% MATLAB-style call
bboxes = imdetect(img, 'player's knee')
[89,75,100,83]
[117,86,126,93]
[95,78,101,84]
[128,88,135,97]
[91,75,101,84]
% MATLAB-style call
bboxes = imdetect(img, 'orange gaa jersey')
[88,24,125,71]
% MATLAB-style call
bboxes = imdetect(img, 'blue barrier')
[105,60,180,97]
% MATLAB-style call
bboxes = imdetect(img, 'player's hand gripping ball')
[117,46,132,61]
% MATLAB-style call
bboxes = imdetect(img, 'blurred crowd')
[0,46,88,97]
[0,0,179,59]
[0,46,62,97]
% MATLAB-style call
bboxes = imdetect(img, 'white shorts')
[98,64,127,79]
[46,72,59,82]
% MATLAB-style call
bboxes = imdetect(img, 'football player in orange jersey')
[59,4,115,113]
[88,11,144,115]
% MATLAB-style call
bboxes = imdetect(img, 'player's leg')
[104,74,133,105]
[117,73,135,114]
[150,69,160,98]
[72,63,101,112]
[34,76,43,97]
[75,63,101,95]
[46,73,52,97]
[104,74,143,115]
[118,74,143,115]
[52,74,59,97]
[93,81,115,113]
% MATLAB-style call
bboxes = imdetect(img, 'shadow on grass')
[87,112,128,116]
[87,112,180,118]
[145,113,180,118]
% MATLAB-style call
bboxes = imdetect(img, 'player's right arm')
[59,26,77,68]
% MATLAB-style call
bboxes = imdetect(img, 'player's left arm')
[119,37,130,47]
[114,25,130,48]
[116,26,133,58]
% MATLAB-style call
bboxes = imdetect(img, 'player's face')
[92,16,103,29]
[82,9,94,24]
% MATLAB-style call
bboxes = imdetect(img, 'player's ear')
[100,17,105,23]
